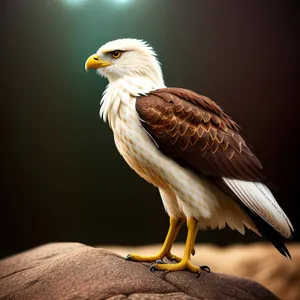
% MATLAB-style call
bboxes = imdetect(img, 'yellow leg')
[151,217,200,273]
[126,217,184,263]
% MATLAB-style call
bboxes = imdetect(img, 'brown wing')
[136,89,293,258]
[136,87,267,183]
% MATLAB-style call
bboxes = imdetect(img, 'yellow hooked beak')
[85,54,112,72]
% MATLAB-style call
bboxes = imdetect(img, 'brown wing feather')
[136,88,293,258]
[136,87,267,184]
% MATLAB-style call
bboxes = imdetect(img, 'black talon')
[125,254,132,261]
[155,259,164,264]
[150,264,156,272]
[200,265,210,272]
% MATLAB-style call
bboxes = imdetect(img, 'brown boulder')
[0,243,278,300]
[106,243,299,300]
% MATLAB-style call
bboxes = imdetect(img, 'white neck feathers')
[100,75,165,125]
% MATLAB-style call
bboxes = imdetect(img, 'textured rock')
[0,243,279,300]
[105,243,300,300]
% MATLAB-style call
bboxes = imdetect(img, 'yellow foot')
[126,251,182,263]
[150,259,201,273]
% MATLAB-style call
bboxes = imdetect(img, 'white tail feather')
[222,178,293,238]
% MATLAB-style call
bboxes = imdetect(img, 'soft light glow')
[60,0,131,7]
[61,0,88,6]
[109,0,132,3]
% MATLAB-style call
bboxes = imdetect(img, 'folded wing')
[136,87,293,257]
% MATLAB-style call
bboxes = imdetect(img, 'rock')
[105,243,299,300]
[0,243,278,300]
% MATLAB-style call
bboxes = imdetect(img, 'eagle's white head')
[85,38,165,87]
[85,38,165,123]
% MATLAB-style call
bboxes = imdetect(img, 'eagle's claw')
[155,259,164,264]
[150,264,156,272]
[125,254,132,261]
[200,265,210,272]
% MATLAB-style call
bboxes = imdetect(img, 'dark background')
[1,0,299,259]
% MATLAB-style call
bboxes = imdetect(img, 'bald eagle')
[85,38,293,273]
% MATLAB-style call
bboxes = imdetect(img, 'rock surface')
[106,243,300,300]
[0,243,279,300]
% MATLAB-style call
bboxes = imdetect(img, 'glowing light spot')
[61,0,88,7]
[111,0,131,2]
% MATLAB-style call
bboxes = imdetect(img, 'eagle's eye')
[111,50,121,59]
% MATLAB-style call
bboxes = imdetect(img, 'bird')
[85,38,293,273]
